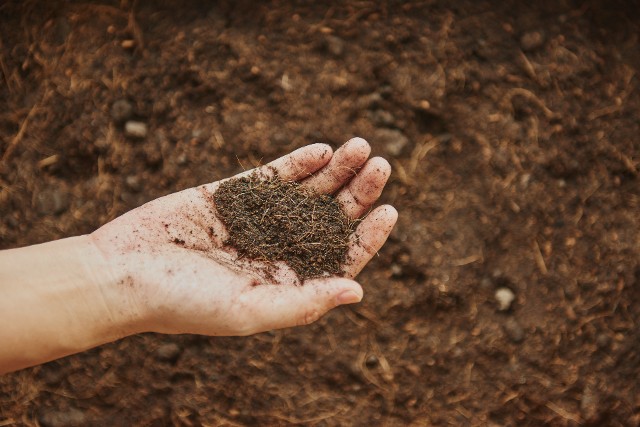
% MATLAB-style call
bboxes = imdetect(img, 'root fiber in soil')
[213,173,355,280]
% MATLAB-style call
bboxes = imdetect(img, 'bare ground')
[1,1,639,425]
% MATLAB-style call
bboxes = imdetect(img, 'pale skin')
[0,138,397,374]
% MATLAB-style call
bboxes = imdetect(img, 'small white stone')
[124,121,148,139]
[495,287,515,311]
[376,128,409,157]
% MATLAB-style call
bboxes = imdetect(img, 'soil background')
[1,0,640,425]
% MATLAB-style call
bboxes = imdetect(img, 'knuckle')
[299,309,321,326]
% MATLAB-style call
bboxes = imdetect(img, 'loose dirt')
[213,173,355,280]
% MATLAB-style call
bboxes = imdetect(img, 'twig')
[357,350,387,391]
[518,51,538,83]
[394,134,441,187]
[502,87,556,119]
[1,93,43,166]
[408,135,440,176]
[450,253,483,267]
[588,104,622,121]
[604,141,638,176]
[545,402,582,424]
[0,36,13,93]
[235,155,248,171]
[128,3,144,51]
[533,239,548,275]
[370,336,394,382]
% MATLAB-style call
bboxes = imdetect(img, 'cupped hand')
[90,138,397,336]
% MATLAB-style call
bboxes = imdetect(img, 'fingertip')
[336,289,362,305]
[344,137,371,158]
[334,279,363,305]
[381,204,399,223]
[346,136,369,146]
[338,277,363,297]
[306,277,363,304]
[307,143,334,160]
[367,156,392,178]
[368,204,399,225]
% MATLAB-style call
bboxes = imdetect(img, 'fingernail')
[336,290,362,305]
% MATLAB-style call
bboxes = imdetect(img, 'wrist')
[84,233,147,337]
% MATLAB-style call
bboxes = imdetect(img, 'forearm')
[0,236,135,374]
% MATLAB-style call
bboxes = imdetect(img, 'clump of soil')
[213,173,356,280]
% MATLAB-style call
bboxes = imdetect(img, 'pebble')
[155,342,181,362]
[36,187,70,216]
[375,128,409,157]
[191,128,205,142]
[365,354,379,367]
[495,287,515,311]
[325,35,345,57]
[520,31,545,51]
[503,318,525,343]
[124,120,148,139]
[390,263,403,277]
[39,407,87,427]
[356,92,382,110]
[125,175,142,193]
[596,333,611,349]
[369,109,395,127]
[110,99,133,122]
[176,153,188,165]
[271,131,289,146]
[94,137,110,153]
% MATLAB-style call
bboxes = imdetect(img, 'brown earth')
[1,0,639,425]
[213,173,355,281]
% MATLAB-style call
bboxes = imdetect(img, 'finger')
[342,205,398,278]
[199,143,333,196]
[239,278,363,334]
[301,137,371,194]
[239,143,334,182]
[335,157,391,219]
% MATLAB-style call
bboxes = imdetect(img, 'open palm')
[90,138,397,336]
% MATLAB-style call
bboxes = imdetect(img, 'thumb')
[241,278,363,334]
[301,277,364,321]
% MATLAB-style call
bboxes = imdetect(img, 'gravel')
[375,128,409,157]
[36,187,70,216]
[110,99,133,122]
[155,343,181,362]
[325,35,345,57]
[124,121,148,139]
[503,318,525,343]
[125,175,142,193]
[495,287,516,311]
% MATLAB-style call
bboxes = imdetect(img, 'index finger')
[247,143,334,182]
[201,143,334,194]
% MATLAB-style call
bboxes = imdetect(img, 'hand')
[90,138,397,336]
